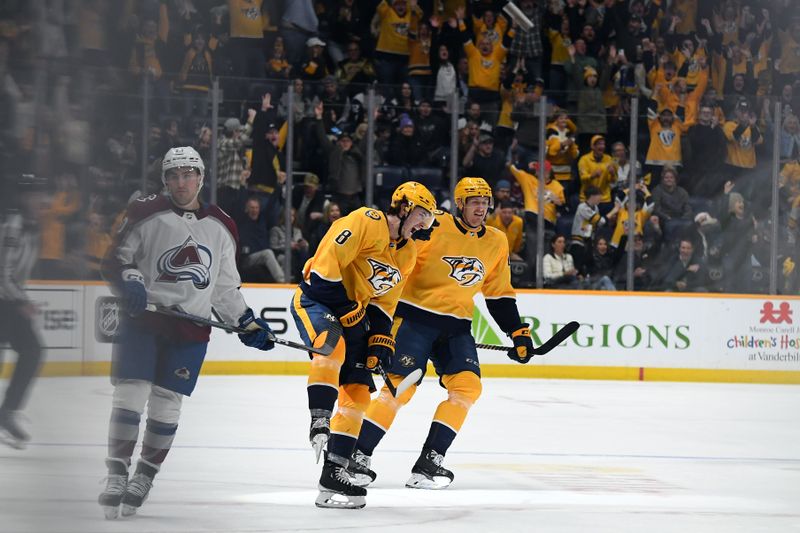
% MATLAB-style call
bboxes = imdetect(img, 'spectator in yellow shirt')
[546,110,579,196]
[229,0,269,78]
[456,5,510,125]
[38,173,80,279]
[486,200,524,261]
[577,135,617,215]
[509,160,565,266]
[645,108,685,186]
[722,100,763,197]
[374,0,422,88]
[85,212,112,280]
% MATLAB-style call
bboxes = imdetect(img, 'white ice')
[1,375,799,533]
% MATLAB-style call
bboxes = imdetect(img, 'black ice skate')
[309,409,331,463]
[120,462,157,517]
[0,409,30,450]
[405,448,454,490]
[347,450,377,488]
[98,458,129,519]
[316,452,367,509]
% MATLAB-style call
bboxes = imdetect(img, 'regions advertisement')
[7,283,800,382]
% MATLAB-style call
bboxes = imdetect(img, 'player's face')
[461,196,490,227]
[403,206,434,239]
[165,167,202,208]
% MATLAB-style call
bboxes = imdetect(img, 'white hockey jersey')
[103,194,247,342]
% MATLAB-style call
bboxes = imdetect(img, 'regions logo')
[156,236,212,289]
[442,256,485,287]
[366,258,401,297]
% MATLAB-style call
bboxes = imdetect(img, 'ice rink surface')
[1,374,799,533]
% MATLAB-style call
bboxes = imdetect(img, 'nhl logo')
[174,367,191,380]
[95,297,121,343]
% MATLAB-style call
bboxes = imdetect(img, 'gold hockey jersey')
[301,207,416,322]
[396,211,516,331]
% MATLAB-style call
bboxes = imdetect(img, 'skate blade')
[0,431,26,450]
[120,504,138,517]
[311,434,328,464]
[315,490,366,509]
[349,472,375,488]
[102,505,120,520]
[405,473,452,490]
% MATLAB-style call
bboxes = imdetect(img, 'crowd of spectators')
[1,0,799,292]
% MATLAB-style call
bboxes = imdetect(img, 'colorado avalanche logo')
[442,256,485,287]
[156,236,212,289]
[366,258,401,297]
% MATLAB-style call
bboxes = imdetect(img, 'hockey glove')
[334,301,367,329]
[507,324,534,364]
[366,334,395,372]
[237,308,275,351]
[335,302,370,358]
[121,269,147,316]
[412,218,439,241]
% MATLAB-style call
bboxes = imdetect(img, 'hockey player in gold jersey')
[290,182,437,509]
[347,177,535,490]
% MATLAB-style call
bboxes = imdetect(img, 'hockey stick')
[144,305,335,356]
[376,366,423,397]
[476,321,580,355]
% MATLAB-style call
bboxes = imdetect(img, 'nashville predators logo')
[658,128,676,147]
[739,134,752,148]
[392,22,409,37]
[366,258,402,296]
[442,256,485,287]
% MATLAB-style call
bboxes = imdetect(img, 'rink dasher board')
[1,281,799,384]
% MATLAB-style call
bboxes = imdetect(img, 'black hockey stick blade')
[532,321,579,355]
[145,305,333,356]
[475,321,580,355]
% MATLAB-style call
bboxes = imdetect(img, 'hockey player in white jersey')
[98,147,275,519]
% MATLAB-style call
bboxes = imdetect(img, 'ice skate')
[98,458,128,519]
[309,409,331,463]
[315,452,367,509]
[120,463,157,517]
[0,409,30,450]
[405,448,454,490]
[347,450,377,488]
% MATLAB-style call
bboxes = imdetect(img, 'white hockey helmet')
[161,146,205,185]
